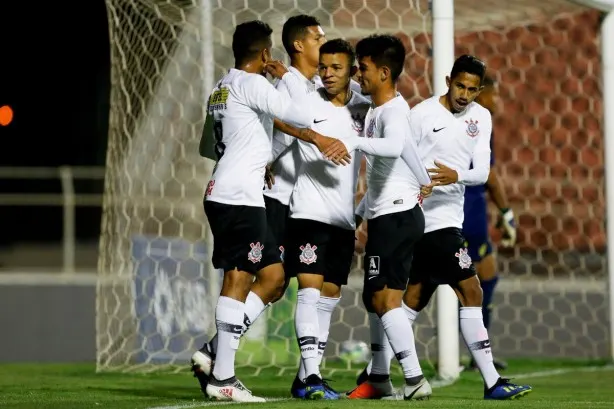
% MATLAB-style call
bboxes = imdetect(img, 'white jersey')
[290,88,370,230]
[355,95,431,219]
[412,96,492,233]
[265,67,322,206]
[204,68,312,208]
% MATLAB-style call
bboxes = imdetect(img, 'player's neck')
[326,87,352,107]
[440,94,461,114]
[290,57,317,80]
[371,85,396,107]
[235,61,263,75]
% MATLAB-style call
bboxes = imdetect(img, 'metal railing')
[0,166,105,273]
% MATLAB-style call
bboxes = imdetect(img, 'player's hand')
[497,208,517,248]
[318,136,352,165]
[428,161,458,186]
[420,184,434,198]
[265,60,289,79]
[264,164,275,190]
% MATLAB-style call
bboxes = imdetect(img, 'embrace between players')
[193,15,531,403]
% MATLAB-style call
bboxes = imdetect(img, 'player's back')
[207,69,275,207]
[412,96,492,232]
[363,95,421,219]
[290,88,370,230]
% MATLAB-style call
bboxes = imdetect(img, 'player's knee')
[371,288,403,316]
[254,263,286,303]
[321,281,341,298]
[457,276,483,307]
[221,268,253,299]
[402,285,422,311]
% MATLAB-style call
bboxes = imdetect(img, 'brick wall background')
[355,9,605,278]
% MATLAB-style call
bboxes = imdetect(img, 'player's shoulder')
[349,90,371,109]
[233,70,273,93]
[410,96,439,116]
[379,95,410,121]
[466,101,492,122]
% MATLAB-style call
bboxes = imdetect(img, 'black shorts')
[264,195,289,262]
[284,218,355,286]
[409,227,477,286]
[364,205,425,292]
[204,200,280,274]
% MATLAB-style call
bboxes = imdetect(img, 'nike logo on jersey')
[433,127,445,132]
[314,119,327,123]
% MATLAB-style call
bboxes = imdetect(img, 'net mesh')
[97,0,609,373]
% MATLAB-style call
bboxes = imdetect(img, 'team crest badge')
[248,242,264,263]
[299,243,318,265]
[351,112,366,133]
[205,180,215,197]
[366,118,375,138]
[455,248,472,269]
[465,119,479,138]
[279,245,285,262]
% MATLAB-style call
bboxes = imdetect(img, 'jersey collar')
[288,66,318,92]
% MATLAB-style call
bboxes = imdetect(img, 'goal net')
[97,0,609,374]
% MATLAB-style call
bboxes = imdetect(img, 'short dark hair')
[319,38,355,65]
[282,15,321,55]
[450,55,487,84]
[356,34,406,82]
[232,20,273,65]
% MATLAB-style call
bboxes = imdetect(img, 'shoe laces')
[321,378,338,393]
[232,379,251,394]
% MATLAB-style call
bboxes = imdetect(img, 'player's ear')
[261,47,271,63]
[445,76,451,88]
[350,65,358,77]
[380,66,390,82]
[293,39,304,54]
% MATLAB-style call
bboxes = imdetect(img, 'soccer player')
[325,34,434,401]
[191,20,324,402]
[281,38,370,400]
[463,75,516,371]
[265,15,327,263]
[399,55,530,400]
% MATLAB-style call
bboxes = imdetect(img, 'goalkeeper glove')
[497,208,517,248]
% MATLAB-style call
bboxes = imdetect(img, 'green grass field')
[1,359,613,409]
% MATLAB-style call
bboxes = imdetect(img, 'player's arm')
[271,119,352,165]
[330,109,431,186]
[456,115,492,186]
[243,64,312,129]
[355,193,367,229]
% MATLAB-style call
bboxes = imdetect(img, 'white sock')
[243,291,267,330]
[295,288,320,380]
[460,307,500,388]
[368,313,392,376]
[380,308,423,381]
[316,296,340,370]
[402,302,420,325]
[211,296,244,380]
[207,291,267,356]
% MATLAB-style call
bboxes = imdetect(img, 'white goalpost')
[98,0,614,377]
